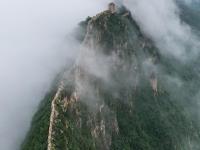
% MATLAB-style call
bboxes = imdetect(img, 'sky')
[0,0,108,149]
[0,0,199,150]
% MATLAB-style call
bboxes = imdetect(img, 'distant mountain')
[21,5,200,150]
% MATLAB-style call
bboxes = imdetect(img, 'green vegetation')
[21,90,56,150]
[21,8,200,150]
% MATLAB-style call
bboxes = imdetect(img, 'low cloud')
[0,0,108,150]
[124,0,200,61]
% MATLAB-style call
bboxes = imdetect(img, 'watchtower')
[108,2,116,14]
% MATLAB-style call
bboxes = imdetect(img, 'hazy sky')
[0,0,108,150]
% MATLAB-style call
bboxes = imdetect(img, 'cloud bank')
[0,0,108,150]
[124,0,200,60]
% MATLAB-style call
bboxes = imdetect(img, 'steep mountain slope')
[21,7,200,150]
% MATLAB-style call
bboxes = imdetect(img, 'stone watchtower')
[108,2,116,14]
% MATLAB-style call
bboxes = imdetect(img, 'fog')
[124,0,200,108]
[124,0,200,61]
[181,0,199,5]
[123,0,200,95]
[0,0,108,150]
[0,0,199,149]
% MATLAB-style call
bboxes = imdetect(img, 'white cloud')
[0,0,108,149]
[124,0,200,60]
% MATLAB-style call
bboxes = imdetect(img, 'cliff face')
[21,9,200,150]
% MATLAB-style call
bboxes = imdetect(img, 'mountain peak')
[21,6,200,150]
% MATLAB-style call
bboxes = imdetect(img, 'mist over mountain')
[0,1,107,150]
[178,0,200,34]
[0,0,200,150]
